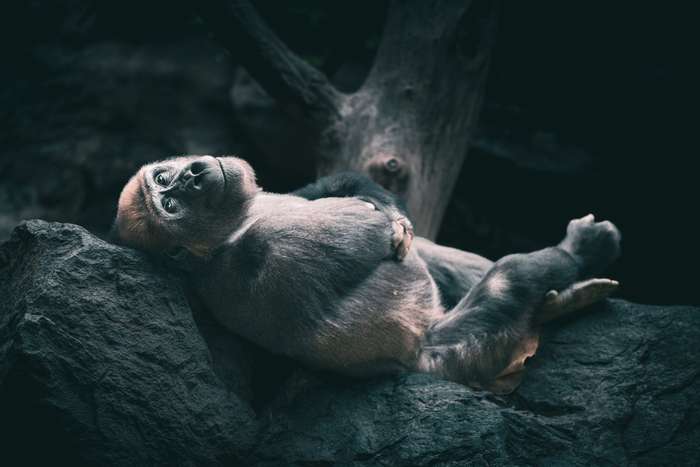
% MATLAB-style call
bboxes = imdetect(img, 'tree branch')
[196,0,342,129]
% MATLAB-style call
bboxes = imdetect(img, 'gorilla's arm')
[293,172,414,260]
[292,172,409,217]
[292,172,493,293]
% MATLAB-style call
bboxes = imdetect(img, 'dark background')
[0,1,696,305]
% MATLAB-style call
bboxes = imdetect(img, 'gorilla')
[114,155,621,393]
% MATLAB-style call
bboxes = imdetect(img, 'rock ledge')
[1,221,698,466]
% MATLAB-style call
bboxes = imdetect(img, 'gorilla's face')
[115,155,259,255]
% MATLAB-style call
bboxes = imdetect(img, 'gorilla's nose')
[181,156,219,193]
[189,159,209,176]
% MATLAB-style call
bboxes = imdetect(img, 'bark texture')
[200,0,498,238]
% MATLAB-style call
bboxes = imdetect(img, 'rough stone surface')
[251,301,700,466]
[0,220,257,465]
[2,220,699,466]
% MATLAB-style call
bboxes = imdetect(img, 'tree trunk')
[197,0,498,239]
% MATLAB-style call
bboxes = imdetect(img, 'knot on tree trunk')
[364,153,410,195]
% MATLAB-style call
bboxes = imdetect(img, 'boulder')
[0,220,257,465]
[1,220,698,466]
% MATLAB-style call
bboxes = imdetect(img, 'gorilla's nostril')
[190,160,208,176]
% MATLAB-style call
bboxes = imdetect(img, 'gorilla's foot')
[539,278,619,323]
[483,333,540,395]
[558,214,622,277]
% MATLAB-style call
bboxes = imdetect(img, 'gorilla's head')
[115,155,259,256]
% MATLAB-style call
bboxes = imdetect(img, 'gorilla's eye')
[162,197,178,214]
[155,171,171,187]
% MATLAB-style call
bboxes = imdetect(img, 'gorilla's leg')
[416,215,621,394]
[412,237,493,309]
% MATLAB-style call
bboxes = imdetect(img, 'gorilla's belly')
[301,255,445,373]
[199,242,443,375]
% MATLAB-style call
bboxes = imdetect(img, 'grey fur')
[193,193,442,374]
[115,158,621,392]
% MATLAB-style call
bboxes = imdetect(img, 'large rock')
[0,220,257,465]
[1,220,698,466]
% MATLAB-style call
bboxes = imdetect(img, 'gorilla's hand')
[391,215,414,261]
[361,199,413,261]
